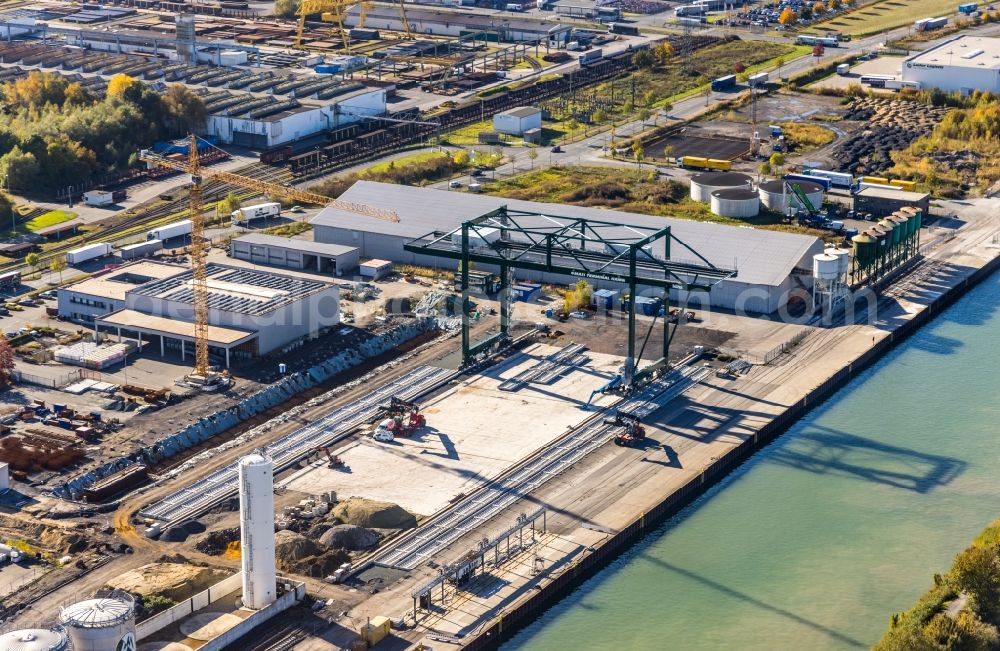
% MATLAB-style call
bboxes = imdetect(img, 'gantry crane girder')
[137,135,398,379]
[295,0,411,52]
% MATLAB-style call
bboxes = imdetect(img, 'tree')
[632,141,645,169]
[24,252,39,274]
[813,1,827,14]
[0,336,14,386]
[800,3,813,19]
[631,48,656,69]
[49,256,66,284]
[0,146,40,192]
[216,192,242,220]
[274,0,301,18]
[638,107,651,126]
[953,546,1000,616]
[829,0,841,7]
[451,149,470,167]
[526,147,538,169]
[769,152,785,168]
[592,108,608,123]
[106,74,142,103]
[734,62,747,74]
[813,44,826,57]
[776,57,787,78]
[778,7,798,24]
[643,90,657,107]
[653,41,675,66]
[161,84,208,135]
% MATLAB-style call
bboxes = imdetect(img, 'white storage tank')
[239,453,277,610]
[830,247,851,277]
[689,171,753,202]
[59,592,136,651]
[758,179,824,212]
[812,253,840,280]
[0,627,70,651]
[710,188,760,218]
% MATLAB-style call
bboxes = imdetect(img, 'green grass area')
[780,121,837,150]
[25,210,76,231]
[260,221,311,237]
[442,120,493,146]
[808,0,962,35]
[484,166,828,237]
[365,151,448,175]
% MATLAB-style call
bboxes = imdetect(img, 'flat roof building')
[494,107,543,136]
[853,187,931,218]
[311,181,825,314]
[902,35,1000,94]
[229,234,360,275]
[349,6,572,44]
[59,261,339,366]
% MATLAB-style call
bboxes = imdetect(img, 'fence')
[723,329,809,366]
[13,368,82,389]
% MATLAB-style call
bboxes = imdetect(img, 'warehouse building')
[494,107,543,136]
[229,233,359,275]
[311,181,825,314]
[59,261,339,365]
[348,6,572,44]
[853,186,931,218]
[901,35,1000,94]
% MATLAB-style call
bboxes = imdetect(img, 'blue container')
[545,308,554,318]
[633,296,662,316]
[591,289,619,310]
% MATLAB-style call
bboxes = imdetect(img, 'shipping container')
[674,4,705,15]
[861,176,890,185]
[784,173,831,191]
[804,168,853,188]
[958,2,977,13]
[889,179,917,191]
[232,202,281,225]
[711,74,736,91]
[66,243,113,266]
[578,48,604,65]
[119,239,164,260]
[147,219,192,241]
[360,617,391,647]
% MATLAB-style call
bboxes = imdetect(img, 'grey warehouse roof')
[233,233,358,257]
[855,187,929,200]
[501,106,542,118]
[311,181,822,287]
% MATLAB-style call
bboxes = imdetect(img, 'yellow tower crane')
[139,136,398,384]
[295,0,412,53]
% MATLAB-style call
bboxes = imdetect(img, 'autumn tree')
[734,62,746,74]
[769,152,785,168]
[813,1,827,14]
[275,0,301,18]
[778,7,798,24]
[24,252,39,274]
[813,44,825,57]
[451,149,470,167]
[632,140,645,168]
[217,192,242,220]
[0,147,40,192]
[527,147,538,168]
[638,107,652,126]
[49,256,67,284]
[643,90,657,107]
[829,0,841,7]
[653,41,675,65]
[0,336,14,386]
[162,84,208,136]
[106,74,143,103]
[592,107,608,123]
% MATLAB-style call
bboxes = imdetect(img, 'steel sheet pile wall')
[52,319,437,500]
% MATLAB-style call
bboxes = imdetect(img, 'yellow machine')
[296,0,412,52]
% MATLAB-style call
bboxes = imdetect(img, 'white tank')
[831,247,851,276]
[689,171,753,202]
[710,188,760,218]
[0,628,70,651]
[59,592,136,651]
[812,253,840,280]
[758,179,824,212]
[239,453,276,610]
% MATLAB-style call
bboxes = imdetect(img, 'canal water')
[504,272,1000,650]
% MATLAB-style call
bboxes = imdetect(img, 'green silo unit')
[852,233,878,269]
[878,219,899,248]
[891,215,910,241]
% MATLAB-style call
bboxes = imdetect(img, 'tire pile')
[833,98,951,175]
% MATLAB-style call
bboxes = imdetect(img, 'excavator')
[606,410,646,447]
[309,446,345,469]
[372,397,427,439]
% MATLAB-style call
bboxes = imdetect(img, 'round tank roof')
[0,629,69,651]
[60,596,134,627]
[711,188,758,200]
[758,179,824,194]
[240,453,270,466]
[690,171,753,186]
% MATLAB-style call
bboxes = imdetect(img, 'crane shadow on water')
[764,423,966,493]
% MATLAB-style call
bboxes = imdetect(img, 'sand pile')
[107,563,228,600]
[318,525,381,551]
[332,498,417,529]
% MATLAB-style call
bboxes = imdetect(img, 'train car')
[889,179,917,191]
[609,23,640,36]
[259,145,293,164]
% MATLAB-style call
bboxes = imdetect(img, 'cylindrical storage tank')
[690,171,753,202]
[710,188,760,218]
[851,233,877,269]
[60,593,135,651]
[239,453,276,610]
[812,253,840,280]
[870,225,891,260]
[758,179,824,212]
[830,247,851,276]
[0,628,70,651]
[890,214,909,241]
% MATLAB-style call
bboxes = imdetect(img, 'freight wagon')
[259,145,293,164]
[803,169,854,188]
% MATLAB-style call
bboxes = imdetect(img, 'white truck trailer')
[66,243,113,266]
[232,202,281,226]
[147,220,192,241]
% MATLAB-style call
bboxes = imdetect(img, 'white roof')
[311,181,822,287]
[907,35,1000,71]
[233,233,357,257]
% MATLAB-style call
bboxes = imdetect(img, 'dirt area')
[645,131,750,161]
[106,562,229,600]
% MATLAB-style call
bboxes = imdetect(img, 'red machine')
[310,446,345,468]
[379,397,427,437]
[608,411,646,447]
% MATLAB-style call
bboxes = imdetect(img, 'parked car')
[449,180,463,189]
[551,145,563,153]
[38,291,56,300]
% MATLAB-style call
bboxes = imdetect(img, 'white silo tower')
[0,627,70,651]
[239,452,276,610]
